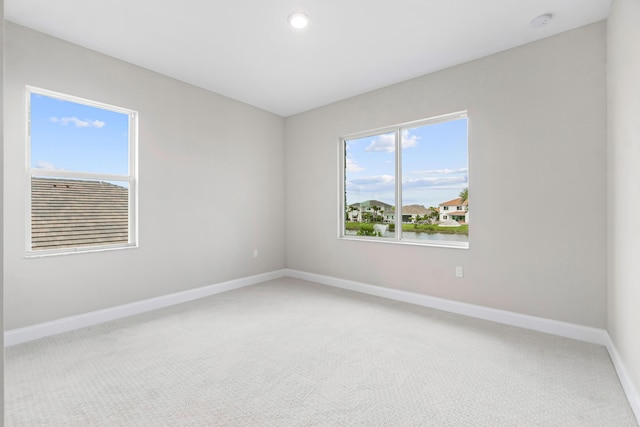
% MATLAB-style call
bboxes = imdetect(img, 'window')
[341,111,468,247]
[27,87,138,255]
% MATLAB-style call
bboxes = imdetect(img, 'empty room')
[2,0,639,425]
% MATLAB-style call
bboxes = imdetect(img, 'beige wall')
[608,0,640,405]
[3,23,286,329]
[285,22,607,328]
[3,21,610,331]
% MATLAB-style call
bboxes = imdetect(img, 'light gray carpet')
[5,278,638,426]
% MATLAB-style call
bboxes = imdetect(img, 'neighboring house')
[347,200,393,222]
[402,204,437,223]
[348,199,468,224]
[31,177,129,251]
[347,202,438,224]
[439,197,469,224]
[345,205,360,222]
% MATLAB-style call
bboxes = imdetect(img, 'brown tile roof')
[31,177,129,251]
[439,197,468,207]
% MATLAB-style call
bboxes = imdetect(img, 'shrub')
[357,223,376,236]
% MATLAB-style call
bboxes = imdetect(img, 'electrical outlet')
[253,249,259,258]
[455,266,463,278]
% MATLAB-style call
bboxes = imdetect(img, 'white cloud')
[347,175,396,194]
[50,116,106,128]
[366,133,395,152]
[346,174,396,204]
[365,130,418,152]
[89,119,106,128]
[346,157,364,172]
[408,168,468,176]
[403,175,467,190]
[401,130,419,149]
[350,174,395,186]
[403,168,468,191]
[36,161,56,169]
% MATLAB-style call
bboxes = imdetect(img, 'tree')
[371,205,381,222]
[428,207,440,223]
[459,187,468,204]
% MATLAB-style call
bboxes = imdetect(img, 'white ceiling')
[5,0,611,117]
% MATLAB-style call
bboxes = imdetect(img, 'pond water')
[403,231,468,242]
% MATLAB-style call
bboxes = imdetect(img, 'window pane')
[344,132,396,239]
[30,92,130,175]
[31,177,129,251]
[28,88,136,254]
[401,117,468,243]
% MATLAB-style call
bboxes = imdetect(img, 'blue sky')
[30,92,130,176]
[345,117,468,209]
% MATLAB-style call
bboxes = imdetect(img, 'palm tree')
[372,205,381,222]
[428,207,439,224]
[458,188,469,223]
[459,187,468,204]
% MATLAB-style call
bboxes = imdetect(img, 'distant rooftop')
[349,200,393,209]
[31,177,128,251]
[439,197,468,207]
[402,204,435,215]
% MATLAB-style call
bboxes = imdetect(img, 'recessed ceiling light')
[288,12,309,29]
[531,13,553,28]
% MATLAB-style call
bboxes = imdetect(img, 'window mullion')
[395,128,402,241]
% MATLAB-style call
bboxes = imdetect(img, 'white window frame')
[339,111,468,249]
[26,86,139,256]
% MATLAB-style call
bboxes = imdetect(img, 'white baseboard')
[5,268,606,347]
[604,335,640,422]
[4,269,287,347]
[284,269,608,345]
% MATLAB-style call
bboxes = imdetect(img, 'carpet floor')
[5,277,638,426]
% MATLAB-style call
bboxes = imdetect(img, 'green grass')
[345,222,468,235]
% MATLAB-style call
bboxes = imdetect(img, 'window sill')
[25,243,138,259]
[339,235,469,249]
